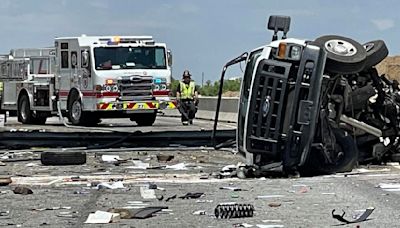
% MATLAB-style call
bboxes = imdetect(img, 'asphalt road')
[0,116,399,227]
[1,147,400,227]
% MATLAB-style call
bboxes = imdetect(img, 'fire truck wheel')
[17,94,33,124]
[313,35,367,74]
[362,40,388,71]
[132,112,157,126]
[41,151,86,165]
[68,94,84,125]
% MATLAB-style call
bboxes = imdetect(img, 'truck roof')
[55,35,163,47]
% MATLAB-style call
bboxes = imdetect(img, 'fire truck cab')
[0,35,176,126]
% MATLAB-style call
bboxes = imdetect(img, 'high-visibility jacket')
[179,81,195,99]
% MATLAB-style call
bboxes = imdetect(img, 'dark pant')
[179,100,197,122]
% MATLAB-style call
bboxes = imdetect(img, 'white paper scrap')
[127,160,150,169]
[140,186,156,199]
[101,155,121,163]
[165,163,188,170]
[84,211,120,224]
[96,181,125,189]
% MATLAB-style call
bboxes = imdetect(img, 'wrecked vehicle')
[214,15,399,175]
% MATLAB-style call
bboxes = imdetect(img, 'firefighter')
[176,70,199,125]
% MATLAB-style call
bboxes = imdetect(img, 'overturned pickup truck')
[215,15,399,176]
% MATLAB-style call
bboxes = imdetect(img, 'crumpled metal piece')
[332,207,375,224]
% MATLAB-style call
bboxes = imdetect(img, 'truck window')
[242,49,263,100]
[30,59,49,74]
[61,51,69,68]
[71,51,77,69]
[94,47,166,70]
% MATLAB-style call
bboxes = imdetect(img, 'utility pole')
[201,72,204,87]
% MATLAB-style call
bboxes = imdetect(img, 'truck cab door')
[58,42,72,93]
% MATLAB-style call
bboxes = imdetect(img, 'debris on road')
[0,177,12,186]
[132,206,168,219]
[215,203,254,219]
[268,202,282,208]
[13,186,33,195]
[127,160,150,169]
[108,208,132,219]
[32,206,72,211]
[165,194,177,202]
[220,186,244,191]
[0,211,10,217]
[196,199,213,203]
[377,183,400,191]
[84,210,120,224]
[64,176,88,182]
[298,186,310,193]
[57,211,79,218]
[256,195,285,199]
[140,186,157,199]
[156,154,174,162]
[321,193,336,195]
[256,225,284,228]
[101,155,125,164]
[96,181,125,190]
[179,192,204,199]
[192,210,207,215]
[166,163,188,170]
[332,207,375,224]
[233,223,254,227]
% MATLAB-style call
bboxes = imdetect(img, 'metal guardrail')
[163,97,239,123]
[0,129,236,150]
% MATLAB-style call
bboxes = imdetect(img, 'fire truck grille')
[246,59,291,155]
[118,75,153,101]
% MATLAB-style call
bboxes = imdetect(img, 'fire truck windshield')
[94,47,166,70]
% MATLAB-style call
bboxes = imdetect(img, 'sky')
[0,0,399,83]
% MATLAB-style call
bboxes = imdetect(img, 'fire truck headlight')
[161,84,167,90]
[105,85,112,92]
[154,85,160,91]
[289,45,302,61]
[112,85,119,92]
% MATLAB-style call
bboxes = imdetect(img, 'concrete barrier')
[162,97,239,123]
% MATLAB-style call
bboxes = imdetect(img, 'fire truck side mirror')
[167,49,172,67]
[81,50,89,68]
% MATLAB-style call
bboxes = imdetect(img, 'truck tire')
[314,35,367,74]
[41,151,86,165]
[362,40,388,70]
[68,93,85,125]
[18,94,33,124]
[302,128,358,175]
[132,111,157,126]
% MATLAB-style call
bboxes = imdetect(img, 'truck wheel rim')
[325,39,357,56]
[71,100,82,120]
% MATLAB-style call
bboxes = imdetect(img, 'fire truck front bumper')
[96,100,177,111]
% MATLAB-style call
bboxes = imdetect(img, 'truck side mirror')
[267,15,291,41]
[167,49,172,67]
[81,50,89,68]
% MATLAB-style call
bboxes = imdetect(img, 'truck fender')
[17,88,34,110]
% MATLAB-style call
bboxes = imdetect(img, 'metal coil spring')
[214,203,254,219]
